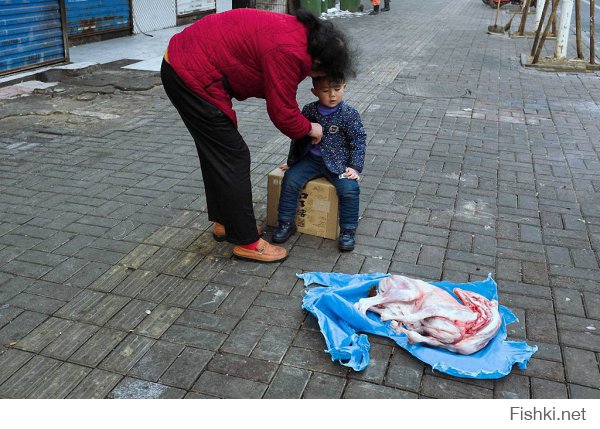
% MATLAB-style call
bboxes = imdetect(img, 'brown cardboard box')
[267,167,339,240]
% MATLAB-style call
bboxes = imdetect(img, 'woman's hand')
[308,122,323,144]
[344,167,360,180]
[279,164,289,171]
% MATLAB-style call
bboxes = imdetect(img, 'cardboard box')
[267,167,339,240]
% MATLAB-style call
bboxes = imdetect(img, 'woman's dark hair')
[294,9,356,81]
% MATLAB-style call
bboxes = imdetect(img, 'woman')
[161,9,355,262]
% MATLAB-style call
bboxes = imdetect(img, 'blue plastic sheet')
[300,272,538,379]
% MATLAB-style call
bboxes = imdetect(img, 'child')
[369,0,380,15]
[272,75,367,251]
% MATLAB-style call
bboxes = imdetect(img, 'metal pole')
[534,0,561,63]
[575,0,583,58]
[592,0,596,64]
[518,0,531,35]
[531,0,552,56]
[555,0,574,59]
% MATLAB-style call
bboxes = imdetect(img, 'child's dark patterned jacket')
[286,101,367,174]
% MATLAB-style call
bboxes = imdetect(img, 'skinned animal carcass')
[354,275,502,355]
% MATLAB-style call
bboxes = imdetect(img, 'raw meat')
[354,275,502,354]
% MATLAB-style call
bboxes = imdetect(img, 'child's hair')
[311,74,345,88]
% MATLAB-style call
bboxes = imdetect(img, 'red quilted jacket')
[167,9,313,139]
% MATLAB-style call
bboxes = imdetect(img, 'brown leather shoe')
[212,223,264,242]
[232,238,287,263]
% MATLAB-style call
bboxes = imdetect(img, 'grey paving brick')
[244,304,306,329]
[69,328,127,367]
[1,259,52,279]
[212,271,269,291]
[251,325,296,363]
[282,255,336,273]
[16,317,73,353]
[421,374,493,399]
[263,266,301,295]
[264,365,311,399]
[189,283,233,313]
[112,269,158,297]
[227,257,283,278]
[41,321,99,360]
[348,341,392,385]
[526,309,559,344]
[109,377,186,399]
[0,276,32,302]
[192,370,267,399]
[99,334,156,374]
[0,305,22,330]
[65,261,111,288]
[119,244,160,270]
[524,358,566,383]
[161,324,226,350]
[303,372,346,399]
[0,311,48,346]
[25,279,81,302]
[583,292,600,320]
[0,355,61,398]
[106,299,157,331]
[207,352,278,384]
[531,378,569,399]
[176,308,239,334]
[87,265,131,293]
[384,349,424,392]
[569,384,600,399]
[553,288,586,317]
[563,347,600,389]
[220,319,268,356]
[8,292,65,314]
[28,362,91,398]
[493,373,530,399]
[0,348,34,385]
[343,379,417,399]
[135,273,181,303]
[159,347,213,389]
[135,304,184,338]
[163,278,205,308]
[283,346,348,377]
[128,340,185,382]
[186,255,229,282]
[67,368,123,399]
[41,257,89,284]
[546,246,573,266]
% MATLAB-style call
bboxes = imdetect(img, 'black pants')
[160,59,259,245]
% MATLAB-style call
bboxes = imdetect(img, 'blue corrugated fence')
[65,0,130,38]
[0,0,67,74]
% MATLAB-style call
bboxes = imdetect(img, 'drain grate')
[393,82,473,99]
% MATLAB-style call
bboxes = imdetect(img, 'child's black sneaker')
[338,229,356,251]
[272,221,297,243]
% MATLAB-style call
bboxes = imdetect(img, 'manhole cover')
[393,82,472,99]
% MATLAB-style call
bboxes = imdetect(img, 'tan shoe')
[232,238,287,263]
[212,222,264,242]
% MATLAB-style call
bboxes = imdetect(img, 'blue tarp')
[300,272,538,379]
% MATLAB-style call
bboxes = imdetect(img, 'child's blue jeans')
[278,153,360,231]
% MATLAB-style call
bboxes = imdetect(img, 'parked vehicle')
[485,0,537,7]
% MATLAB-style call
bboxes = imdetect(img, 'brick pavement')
[1,0,599,398]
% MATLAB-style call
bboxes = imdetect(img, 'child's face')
[311,80,347,109]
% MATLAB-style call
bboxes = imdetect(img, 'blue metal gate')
[0,0,68,75]
[65,0,131,39]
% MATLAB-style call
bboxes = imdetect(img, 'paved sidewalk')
[1,1,600,399]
